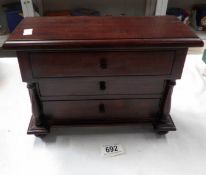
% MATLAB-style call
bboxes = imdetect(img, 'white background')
[0,52,206,175]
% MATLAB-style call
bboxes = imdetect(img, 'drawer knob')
[99,103,105,113]
[99,81,106,90]
[100,58,107,69]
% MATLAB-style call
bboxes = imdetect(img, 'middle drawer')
[38,77,165,97]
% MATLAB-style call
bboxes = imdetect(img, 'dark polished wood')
[38,77,165,96]
[27,83,43,126]
[27,115,49,137]
[153,80,177,134]
[43,98,160,121]
[3,16,203,49]
[3,16,203,136]
[30,51,174,77]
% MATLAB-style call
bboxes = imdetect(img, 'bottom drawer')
[43,99,160,123]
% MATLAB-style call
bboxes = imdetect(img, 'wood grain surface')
[3,16,204,49]
[30,51,174,77]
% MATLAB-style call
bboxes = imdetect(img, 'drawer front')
[38,77,165,96]
[30,51,174,77]
[43,99,160,121]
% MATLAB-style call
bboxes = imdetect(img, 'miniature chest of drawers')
[3,16,203,136]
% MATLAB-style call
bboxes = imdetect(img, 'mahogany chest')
[3,16,203,136]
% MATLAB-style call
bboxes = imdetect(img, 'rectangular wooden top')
[3,16,204,49]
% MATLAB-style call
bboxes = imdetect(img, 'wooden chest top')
[3,16,203,49]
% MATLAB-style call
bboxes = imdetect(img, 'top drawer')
[30,51,174,77]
